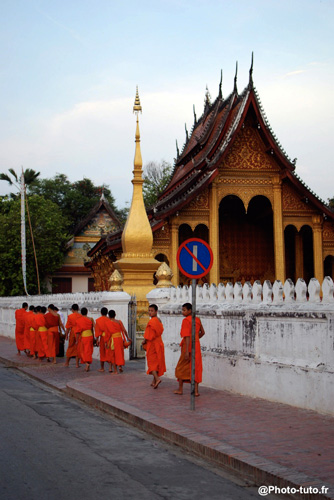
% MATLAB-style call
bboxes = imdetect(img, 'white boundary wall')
[147,277,334,415]
[0,291,131,361]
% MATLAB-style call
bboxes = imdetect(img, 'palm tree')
[0,168,41,294]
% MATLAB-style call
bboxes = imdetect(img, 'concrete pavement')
[0,335,333,499]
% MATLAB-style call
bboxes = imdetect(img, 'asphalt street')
[0,364,267,500]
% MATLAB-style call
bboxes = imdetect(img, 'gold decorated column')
[312,215,324,284]
[209,182,219,284]
[170,220,179,286]
[272,175,285,283]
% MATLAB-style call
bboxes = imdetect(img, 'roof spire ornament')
[233,61,238,94]
[193,104,197,124]
[176,139,180,158]
[204,85,212,111]
[248,52,254,89]
[133,85,142,114]
[218,69,223,99]
[185,123,189,142]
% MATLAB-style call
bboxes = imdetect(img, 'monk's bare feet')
[195,393,200,397]
[53,359,57,364]
[85,364,90,372]
[173,390,183,395]
[98,369,104,372]
[47,358,50,363]
[153,379,161,389]
[150,381,155,387]
[24,350,29,357]
[109,369,113,373]
[119,366,123,372]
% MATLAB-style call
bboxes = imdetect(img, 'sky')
[0,0,333,210]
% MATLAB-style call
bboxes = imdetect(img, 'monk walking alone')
[174,302,205,397]
[142,304,166,389]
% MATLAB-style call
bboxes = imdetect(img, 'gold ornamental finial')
[133,86,142,114]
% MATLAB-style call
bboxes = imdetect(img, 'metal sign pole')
[191,278,196,410]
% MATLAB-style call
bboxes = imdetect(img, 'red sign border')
[176,238,213,279]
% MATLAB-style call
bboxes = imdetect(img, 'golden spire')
[120,87,153,257]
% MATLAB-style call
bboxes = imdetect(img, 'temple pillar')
[209,182,219,284]
[170,221,179,286]
[312,215,324,284]
[272,176,285,283]
[295,231,304,280]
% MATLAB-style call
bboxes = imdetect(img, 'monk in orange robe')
[35,306,48,361]
[107,310,126,374]
[112,312,131,372]
[14,302,28,355]
[95,307,113,372]
[64,304,81,368]
[142,304,166,389]
[76,307,95,372]
[45,304,63,364]
[23,305,34,354]
[174,302,205,397]
[26,307,38,359]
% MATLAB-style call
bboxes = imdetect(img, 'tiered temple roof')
[88,59,334,260]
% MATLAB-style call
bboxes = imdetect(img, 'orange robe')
[65,312,81,359]
[108,319,125,367]
[15,308,27,351]
[175,315,203,384]
[24,311,34,351]
[95,316,113,363]
[144,317,166,377]
[76,316,94,364]
[26,313,38,355]
[35,313,48,358]
[45,312,59,358]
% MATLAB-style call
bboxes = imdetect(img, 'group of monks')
[15,300,205,395]
[14,302,65,363]
[14,302,131,373]
[143,302,205,396]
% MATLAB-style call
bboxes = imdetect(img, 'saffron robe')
[15,308,27,351]
[144,316,166,377]
[26,313,38,355]
[23,310,34,351]
[175,315,203,384]
[45,312,59,358]
[95,316,113,363]
[65,312,81,359]
[76,316,94,364]
[35,313,48,358]
[108,319,125,366]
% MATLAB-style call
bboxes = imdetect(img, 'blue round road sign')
[176,238,213,279]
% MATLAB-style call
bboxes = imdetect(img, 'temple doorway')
[324,255,334,280]
[219,195,274,284]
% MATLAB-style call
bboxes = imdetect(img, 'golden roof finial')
[133,85,142,114]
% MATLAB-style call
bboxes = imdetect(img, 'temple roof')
[88,62,334,259]
[72,193,122,237]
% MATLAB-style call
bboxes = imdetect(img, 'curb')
[66,382,333,500]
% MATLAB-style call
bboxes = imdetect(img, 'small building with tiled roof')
[51,194,122,293]
[88,59,334,289]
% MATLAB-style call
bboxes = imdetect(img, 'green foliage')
[0,196,69,296]
[143,160,172,208]
[28,174,120,233]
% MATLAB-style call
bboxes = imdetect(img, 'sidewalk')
[1,335,333,499]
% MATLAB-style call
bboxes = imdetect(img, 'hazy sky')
[0,0,333,209]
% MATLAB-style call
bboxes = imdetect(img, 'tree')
[142,160,172,208]
[0,196,69,296]
[28,174,123,232]
[0,168,40,198]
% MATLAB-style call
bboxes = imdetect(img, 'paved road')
[0,364,269,500]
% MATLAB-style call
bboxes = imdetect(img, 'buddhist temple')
[87,58,334,290]
[51,193,122,293]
